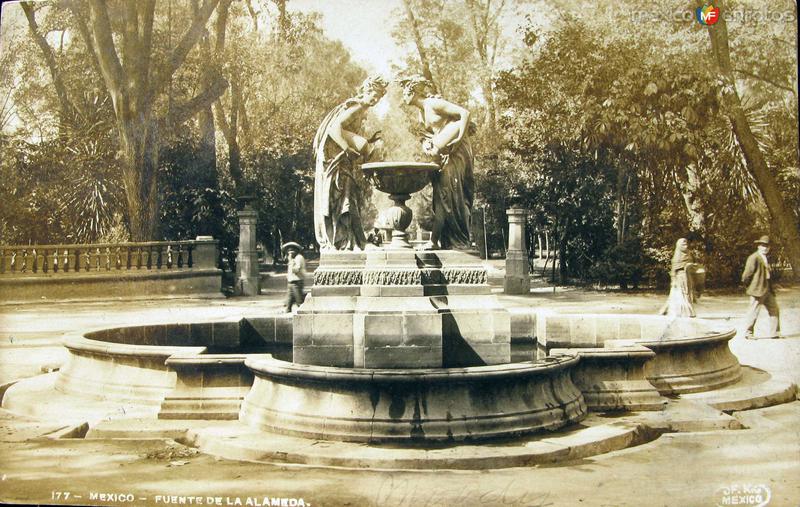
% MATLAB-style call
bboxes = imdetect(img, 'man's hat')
[281,241,302,253]
[754,235,771,245]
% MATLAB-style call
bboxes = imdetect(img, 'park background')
[0,0,798,290]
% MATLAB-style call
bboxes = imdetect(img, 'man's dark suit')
[741,251,780,338]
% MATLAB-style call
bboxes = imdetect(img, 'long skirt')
[659,270,695,317]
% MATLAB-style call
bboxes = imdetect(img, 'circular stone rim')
[637,328,735,348]
[361,161,440,172]
[244,355,580,383]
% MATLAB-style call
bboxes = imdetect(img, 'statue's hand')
[367,130,382,144]
[422,139,439,156]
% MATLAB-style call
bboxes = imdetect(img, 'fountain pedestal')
[384,193,413,248]
[293,160,511,369]
[293,249,510,369]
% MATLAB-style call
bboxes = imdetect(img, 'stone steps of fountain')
[6,366,797,470]
[1,373,160,423]
[184,415,652,470]
[681,366,797,412]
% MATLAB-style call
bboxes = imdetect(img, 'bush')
[588,239,654,289]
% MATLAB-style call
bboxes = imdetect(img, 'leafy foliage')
[486,1,798,285]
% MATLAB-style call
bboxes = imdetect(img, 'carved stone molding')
[363,269,422,285]
[313,266,488,287]
[313,269,363,286]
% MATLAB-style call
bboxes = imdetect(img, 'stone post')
[504,207,530,294]
[192,236,219,269]
[236,198,260,296]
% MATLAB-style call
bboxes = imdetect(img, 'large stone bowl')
[362,161,439,195]
[362,161,439,249]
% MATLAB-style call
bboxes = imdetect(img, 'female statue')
[399,75,474,250]
[659,238,697,317]
[313,76,387,251]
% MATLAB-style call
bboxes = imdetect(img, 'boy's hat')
[281,241,302,253]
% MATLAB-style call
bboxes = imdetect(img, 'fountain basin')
[240,355,586,443]
[1,317,293,420]
[550,345,667,411]
[636,330,741,394]
[533,314,742,394]
[362,161,439,195]
[362,162,439,249]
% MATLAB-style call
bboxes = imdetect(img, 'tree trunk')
[559,229,568,283]
[21,2,78,130]
[615,166,627,245]
[463,0,502,136]
[82,0,225,240]
[193,0,219,193]
[199,108,217,174]
[275,0,288,41]
[677,163,706,233]
[708,8,800,278]
[228,136,242,186]
[228,77,243,185]
[119,120,160,240]
[214,74,244,189]
[401,0,437,88]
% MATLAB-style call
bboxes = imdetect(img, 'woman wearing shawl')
[313,76,387,251]
[659,238,696,317]
[399,75,474,250]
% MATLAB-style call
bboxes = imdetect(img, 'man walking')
[283,242,306,314]
[741,235,781,339]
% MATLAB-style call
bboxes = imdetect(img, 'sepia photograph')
[0,0,798,505]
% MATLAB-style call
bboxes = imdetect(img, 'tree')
[463,0,508,135]
[392,0,523,152]
[493,1,798,286]
[67,0,229,240]
[20,2,79,131]
[7,3,123,243]
[400,0,437,87]
[707,0,800,278]
[221,9,367,257]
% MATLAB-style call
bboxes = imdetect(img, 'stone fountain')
[238,160,588,442]
[2,76,783,467]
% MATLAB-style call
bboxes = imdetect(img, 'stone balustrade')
[0,238,222,301]
[0,239,217,274]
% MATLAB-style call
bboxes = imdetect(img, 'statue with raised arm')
[313,76,387,251]
[399,75,474,250]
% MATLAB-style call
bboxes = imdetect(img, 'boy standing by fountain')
[283,242,306,313]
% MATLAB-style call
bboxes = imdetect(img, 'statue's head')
[398,75,433,104]
[357,75,389,106]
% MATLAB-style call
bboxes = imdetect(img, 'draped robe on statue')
[313,100,367,251]
[425,127,474,250]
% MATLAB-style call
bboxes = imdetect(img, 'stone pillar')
[504,207,530,294]
[192,236,219,269]
[236,199,260,296]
